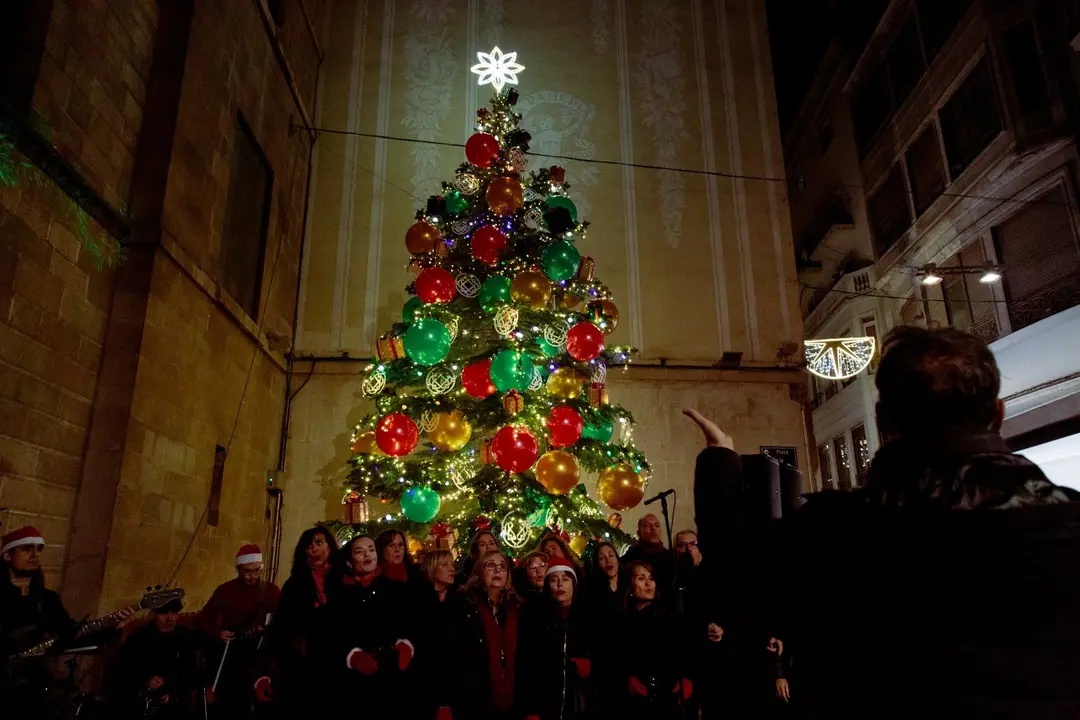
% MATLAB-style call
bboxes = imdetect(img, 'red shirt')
[196,578,281,638]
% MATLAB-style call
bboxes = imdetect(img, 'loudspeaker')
[740,453,782,525]
[780,463,806,517]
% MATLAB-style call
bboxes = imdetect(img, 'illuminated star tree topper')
[470,46,525,93]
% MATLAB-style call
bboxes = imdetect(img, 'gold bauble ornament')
[597,464,645,510]
[486,176,524,215]
[546,367,586,399]
[534,450,581,496]
[406,221,442,255]
[560,293,583,310]
[407,536,424,557]
[587,299,620,334]
[569,533,589,556]
[510,270,552,308]
[429,410,472,452]
[351,431,382,455]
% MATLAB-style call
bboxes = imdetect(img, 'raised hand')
[683,408,735,450]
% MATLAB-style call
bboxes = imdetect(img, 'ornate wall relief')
[518,90,599,220]
[635,0,689,248]
[402,0,458,199]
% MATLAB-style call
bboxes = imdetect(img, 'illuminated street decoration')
[805,337,876,380]
[470,46,525,93]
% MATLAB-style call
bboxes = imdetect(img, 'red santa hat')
[1,526,45,555]
[236,544,263,566]
[545,556,577,580]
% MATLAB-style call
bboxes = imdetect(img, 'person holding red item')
[253,526,337,714]
[615,559,693,720]
[324,535,416,715]
[518,556,593,720]
[460,549,522,719]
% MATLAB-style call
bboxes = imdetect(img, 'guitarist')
[0,525,133,713]
[197,544,280,718]
[109,596,198,719]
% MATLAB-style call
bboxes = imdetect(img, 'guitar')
[9,586,185,659]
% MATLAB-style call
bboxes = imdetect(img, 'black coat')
[258,570,330,713]
[320,573,415,712]
[0,579,76,713]
[109,623,200,718]
[459,591,522,720]
[613,601,688,719]
[517,599,592,720]
[415,584,471,714]
[694,434,1080,719]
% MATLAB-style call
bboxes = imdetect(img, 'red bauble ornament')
[471,225,507,266]
[462,359,497,399]
[465,133,500,168]
[375,413,419,457]
[566,322,605,361]
[490,425,540,473]
[546,406,584,448]
[415,267,457,304]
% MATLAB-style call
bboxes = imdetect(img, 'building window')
[833,435,852,490]
[861,316,880,373]
[1003,21,1051,118]
[993,186,1080,332]
[851,424,871,486]
[906,123,947,216]
[887,15,926,108]
[868,164,913,256]
[853,65,892,157]
[939,241,1000,343]
[818,443,835,491]
[221,114,273,320]
[917,0,971,63]
[939,57,1002,179]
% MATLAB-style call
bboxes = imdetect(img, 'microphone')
[644,488,675,506]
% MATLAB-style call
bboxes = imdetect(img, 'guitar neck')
[77,605,135,637]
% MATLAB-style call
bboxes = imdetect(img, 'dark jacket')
[258,569,329,712]
[460,590,522,719]
[614,600,688,719]
[517,598,592,720]
[415,583,471,714]
[109,622,200,718]
[0,579,76,713]
[321,572,415,711]
[694,433,1080,719]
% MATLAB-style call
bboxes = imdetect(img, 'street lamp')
[979,267,1002,283]
[920,264,943,285]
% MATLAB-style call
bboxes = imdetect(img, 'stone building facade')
[0,0,325,614]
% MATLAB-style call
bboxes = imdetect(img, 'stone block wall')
[0,178,115,587]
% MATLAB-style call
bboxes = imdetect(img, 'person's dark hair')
[375,528,414,567]
[290,525,338,579]
[0,556,44,589]
[622,559,657,609]
[589,541,619,579]
[331,534,373,582]
[875,326,1001,438]
[539,534,576,563]
[467,530,498,564]
[544,565,578,602]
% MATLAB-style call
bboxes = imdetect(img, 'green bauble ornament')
[479,276,512,313]
[490,350,536,392]
[536,336,561,357]
[402,296,424,325]
[446,190,469,215]
[541,240,581,282]
[582,416,614,443]
[400,486,441,522]
[545,195,578,223]
[402,317,451,366]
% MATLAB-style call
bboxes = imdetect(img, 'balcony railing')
[1009,275,1080,333]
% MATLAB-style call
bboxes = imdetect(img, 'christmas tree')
[336,48,648,558]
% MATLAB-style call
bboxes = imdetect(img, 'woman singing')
[518,557,593,720]
[461,549,522,719]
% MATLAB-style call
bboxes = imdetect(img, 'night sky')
[766,0,888,135]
